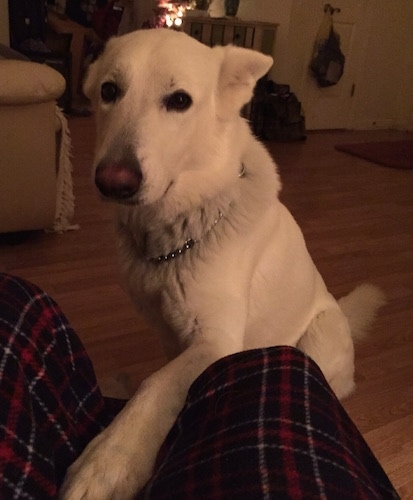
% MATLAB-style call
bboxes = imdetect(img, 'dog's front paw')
[59,432,153,500]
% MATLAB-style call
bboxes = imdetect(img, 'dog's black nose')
[95,160,142,200]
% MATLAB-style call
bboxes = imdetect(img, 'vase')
[208,0,225,18]
[225,0,240,17]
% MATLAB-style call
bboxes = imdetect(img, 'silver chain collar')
[149,163,246,264]
[149,209,225,264]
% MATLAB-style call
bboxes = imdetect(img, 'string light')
[156,1,196,28]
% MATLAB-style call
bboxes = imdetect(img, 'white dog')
[61,29,384,498]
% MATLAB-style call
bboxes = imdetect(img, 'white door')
[294,0,371,129]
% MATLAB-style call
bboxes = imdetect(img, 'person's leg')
[0,273,125,499]
[0,272,398,499]
[143,347,399,499]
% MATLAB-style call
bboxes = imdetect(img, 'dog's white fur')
[60,29,385,499]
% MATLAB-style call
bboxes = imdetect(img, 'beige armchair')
[0,59,75,233]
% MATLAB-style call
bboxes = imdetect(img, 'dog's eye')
[101,81,120,103]
[164,91,192,112]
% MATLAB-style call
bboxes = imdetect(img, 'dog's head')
[84,29,272,213]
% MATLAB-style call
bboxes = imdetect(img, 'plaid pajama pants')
[0,273,398,499]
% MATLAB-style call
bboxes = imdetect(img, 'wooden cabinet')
[183,17,278,55]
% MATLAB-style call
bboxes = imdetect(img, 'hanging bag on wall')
[310,4,345,87]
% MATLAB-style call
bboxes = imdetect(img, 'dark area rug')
[335,140,413,169]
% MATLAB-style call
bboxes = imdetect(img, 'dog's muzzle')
[95,158,142,201]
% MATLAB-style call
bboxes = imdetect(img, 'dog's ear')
[214,45,273,118]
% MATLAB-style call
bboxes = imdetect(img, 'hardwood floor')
[1,115,412,496]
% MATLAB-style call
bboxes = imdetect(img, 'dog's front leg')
[59,340,239,500]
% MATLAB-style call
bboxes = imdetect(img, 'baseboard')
[351,118,397,131]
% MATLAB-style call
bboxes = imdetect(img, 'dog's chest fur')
[114,196,244,354]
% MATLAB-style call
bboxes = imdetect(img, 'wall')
[237,0,293,83]
[352,0,413,130]
[399,5,413,131]
[0,0,9,46]
[239,0,413,130]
